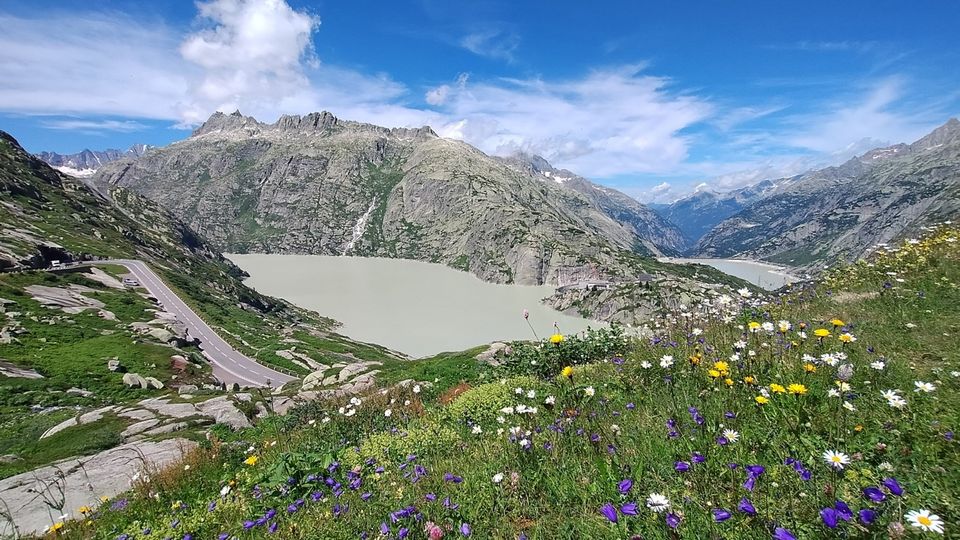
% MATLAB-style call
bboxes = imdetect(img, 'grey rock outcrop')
[0,438,196,537]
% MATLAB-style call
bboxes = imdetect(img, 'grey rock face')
[695,119,960,268]
[0,438,197,537]
[93,111,683,285]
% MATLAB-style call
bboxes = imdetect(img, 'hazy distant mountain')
[695,119,960,267]
[650,179,790,246]
[91,111,690,286]
[35,144,151,176]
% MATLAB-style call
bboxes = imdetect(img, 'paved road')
[105,259,297,388]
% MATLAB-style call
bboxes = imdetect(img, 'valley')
[1,2,958,536]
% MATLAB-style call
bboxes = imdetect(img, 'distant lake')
[659,258,796,290]
[227,254,602,358]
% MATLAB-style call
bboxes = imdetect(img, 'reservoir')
[227,254,602,358]
[659,258,796,290]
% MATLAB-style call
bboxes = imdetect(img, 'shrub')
[445,376,546,425]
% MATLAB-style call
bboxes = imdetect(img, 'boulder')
[107,357,122,372]
[98,309,117,321]
[147,328,174,343]
[177,384,199,395]
[196,396,252,429]
[122,372,148,389]
[144,376,165,390]
[170,355,189,372]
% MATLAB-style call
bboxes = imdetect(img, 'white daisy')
[584,386,596,397]
[384,409,392,417]
[492,473,504,484]
[640,361,652,369]
[471,425,482,435]
[526,389,536,399]
[660,355,675,368]
[823,450,850,469]
[914,381,936,393]
[906,509,945,534]
[723,429,740,443]
[646,493,670,513]
[544,395,556,405]
[870,361,886,370]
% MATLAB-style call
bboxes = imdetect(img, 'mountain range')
[34,144,151,177]
[37,113,960,280]
[651,118,960,268]
[88,111,688,286]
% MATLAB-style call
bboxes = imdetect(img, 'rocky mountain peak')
[191,110,262,137]
[910,117,960,151]
[191,110,438,141]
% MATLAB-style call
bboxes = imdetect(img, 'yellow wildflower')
[770,383,786,394]
[550,333,564,344]
[743,375,756,385]
[748,321,761,332]
[708,369,721,379]
[854,424,864,432]
[813,328,831,338]
[50,522,64,532]
[724,378,734,387]
[244,455,259,466]
[561,366,573,379]
[713,361,730,375]
[755,395,769,405]
[78,505,92,514]
[688,355,701,366]
[831,318,845,327]
[804,363,817,373]
[787,383,808,395]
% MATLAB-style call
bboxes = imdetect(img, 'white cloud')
[0,12,190,120]
[178,0,320,123]
[785,78,935,153]
[425,85,450,106]
[39,119,148,132]
[651,182,671,193]
[429,65,712,176]
[459,30,520,62]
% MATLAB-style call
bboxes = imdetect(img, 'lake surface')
[227,254,602,358]
[659,258,796,290]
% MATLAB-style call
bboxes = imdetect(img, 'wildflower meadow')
[47,224,959,539]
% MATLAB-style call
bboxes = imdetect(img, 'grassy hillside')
[47,224,959,539]
[1,131,407,479]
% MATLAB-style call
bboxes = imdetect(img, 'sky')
[1,0,958,202]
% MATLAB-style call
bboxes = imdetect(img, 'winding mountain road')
[104,259,297,388]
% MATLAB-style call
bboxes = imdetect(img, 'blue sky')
[1,0,958,201]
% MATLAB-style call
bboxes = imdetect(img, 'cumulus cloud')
[178,0,321,123]
[429,65,711,176]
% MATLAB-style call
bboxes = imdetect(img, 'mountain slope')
[35,144,151,176]
[1,130,401,374]
[651,179,790,246]
[92,111,684,285]
[498,153,688,255]
[695,119,960,267]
